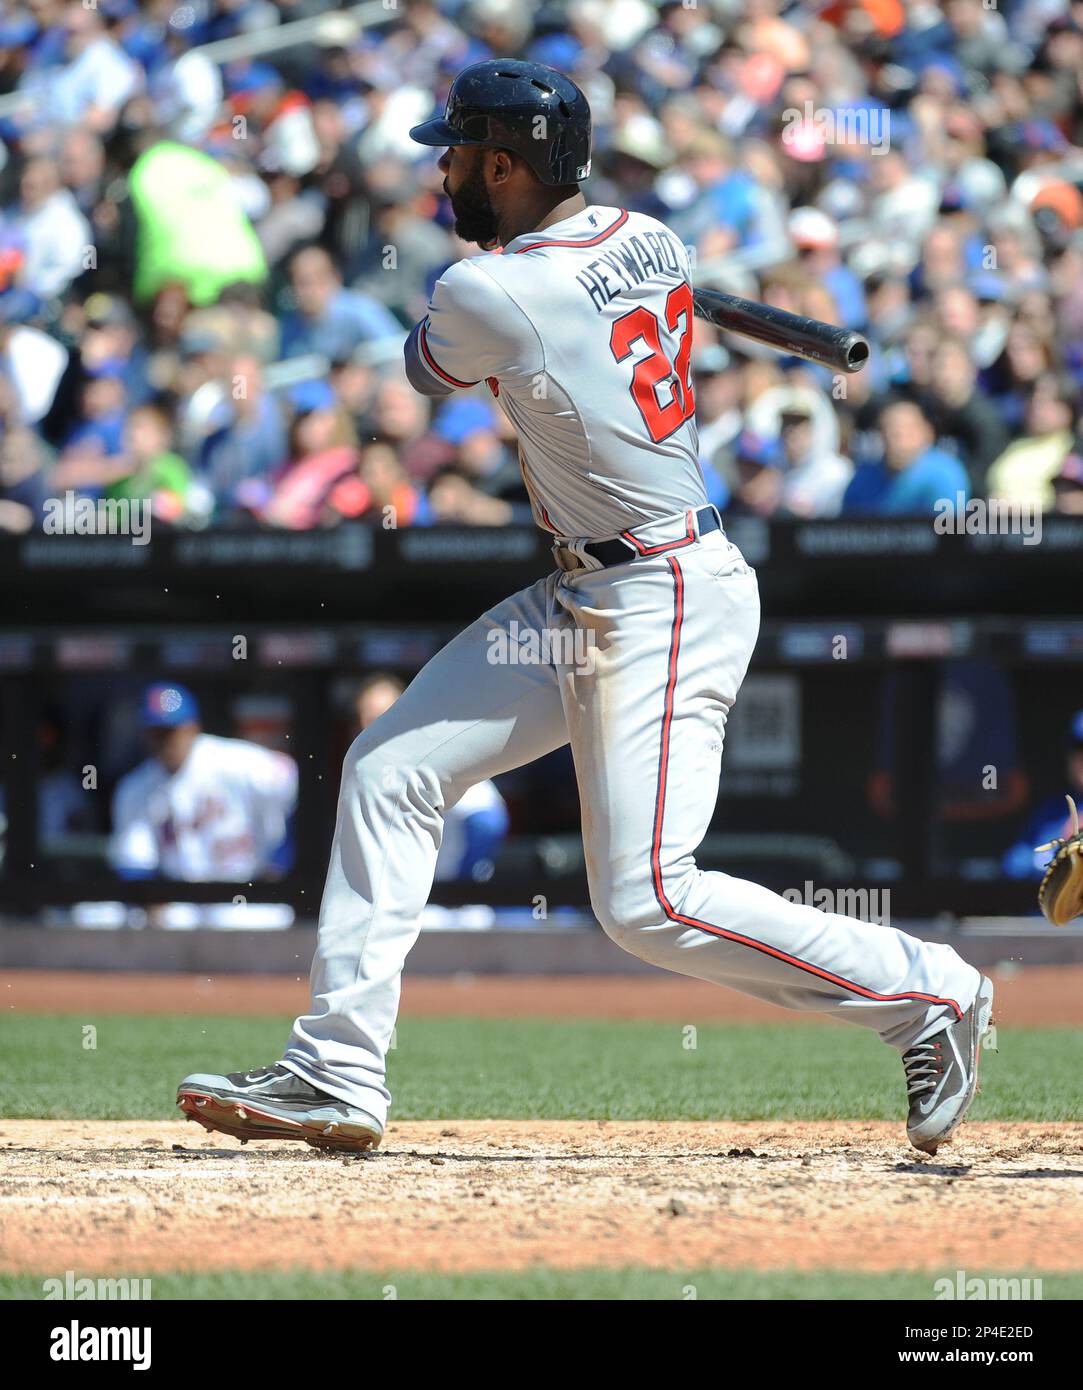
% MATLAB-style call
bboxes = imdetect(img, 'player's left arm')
[108,773,159,879]
[404,258,540,397]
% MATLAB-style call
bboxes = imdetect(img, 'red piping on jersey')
[620,510,697,556]
[513,208,629,255]
[419,320,479,388]
[648,555,965,1021]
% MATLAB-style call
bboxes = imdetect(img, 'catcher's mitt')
[1036,795,1083,927]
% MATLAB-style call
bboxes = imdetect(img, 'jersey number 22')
[609,283,696,444]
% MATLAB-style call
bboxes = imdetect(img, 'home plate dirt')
[2,1120,1082,1277]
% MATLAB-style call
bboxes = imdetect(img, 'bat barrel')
[692,288,870,375]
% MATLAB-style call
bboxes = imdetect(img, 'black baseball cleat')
[177,1064,383,1153]
[903,975,996,1156]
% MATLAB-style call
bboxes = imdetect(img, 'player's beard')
[446,157,500,249]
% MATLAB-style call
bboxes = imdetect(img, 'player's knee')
[592,875,667,953]
[342,732,435,813]
[342,731,381,795]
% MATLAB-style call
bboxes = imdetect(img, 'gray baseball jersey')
[280,204,982,1130]
[405,205,708,538]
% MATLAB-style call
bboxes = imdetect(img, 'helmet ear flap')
[548,132,569,172]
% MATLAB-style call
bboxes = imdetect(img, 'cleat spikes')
[174,1066,383,1151]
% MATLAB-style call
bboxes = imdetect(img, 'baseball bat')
[692,287,870,374]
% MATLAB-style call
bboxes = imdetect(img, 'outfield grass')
[0,1012,1078,1122]
[0,1266,1077,1300]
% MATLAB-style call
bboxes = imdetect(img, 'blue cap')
[527,33,583,73]
[85,357,127,381]
[142,683,200,728]
[736,430,783,468]
[0,14,38,46]
[1069,710,1083,747]
[225,61,282,96]
[0,287,40,324]
[917,56,965,94]
[288,378,336,414]
[434,396,497,445]
[436,39,489,77]
[967,271,1006,303]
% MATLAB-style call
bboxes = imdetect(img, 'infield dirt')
[2,1119,1081,1277]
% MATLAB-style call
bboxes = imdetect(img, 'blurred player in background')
[109,682,298,888]
[1004,709,1083,879]
[353,672,508,883]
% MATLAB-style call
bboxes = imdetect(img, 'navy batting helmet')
[409,59,591,186]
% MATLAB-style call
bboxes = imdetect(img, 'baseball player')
[179,61,993,1157]
[112,683,298,884]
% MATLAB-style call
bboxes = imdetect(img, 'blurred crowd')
[1,0,1083,534]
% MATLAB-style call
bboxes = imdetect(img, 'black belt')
[580,505,721,569]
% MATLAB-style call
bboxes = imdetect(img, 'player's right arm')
[403,258,539,397]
